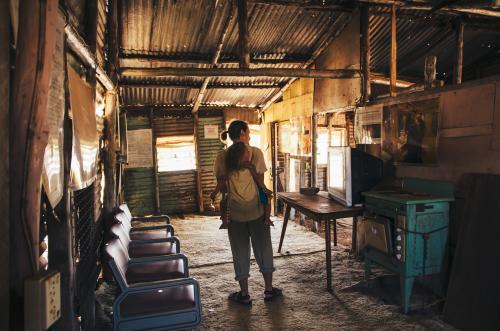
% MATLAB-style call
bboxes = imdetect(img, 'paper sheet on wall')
[42,12,65,207]
[68,65,99,190]
[126,129,153,168]
[204,125,219,139]
[354,105,383,144]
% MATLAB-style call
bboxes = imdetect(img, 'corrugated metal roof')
[119,1,500,108]
[369,7,500,82]
[119,0,353,108]
[121,0,233,56]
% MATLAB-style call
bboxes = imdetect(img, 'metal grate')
[73,183,102,330]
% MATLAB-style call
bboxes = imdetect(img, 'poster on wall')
[382,97,440,164]
[355,105,383,144]
[42,11,65,207]
[126,129,153,168]
[204,125,219,139]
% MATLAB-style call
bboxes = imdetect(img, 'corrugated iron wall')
[124,116,155,216]
[124,168,155,216]
[196,116,225,210]
[154,116,194,136]
[159,170,198,214]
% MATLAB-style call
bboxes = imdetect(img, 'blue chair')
[104,238,202,330]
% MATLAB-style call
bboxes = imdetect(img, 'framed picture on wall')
[382,97,440,165]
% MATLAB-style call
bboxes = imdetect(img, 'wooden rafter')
[390,4,397,96]
[191,3,235,113]
[454,21,464,84]
[237,0,250,69]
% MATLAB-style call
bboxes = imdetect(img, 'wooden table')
[277,192,363,292]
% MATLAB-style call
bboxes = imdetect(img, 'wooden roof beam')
[119,82,286,89]
[359,1,500,18]
[248,0,355,11]
[119,53,309,65]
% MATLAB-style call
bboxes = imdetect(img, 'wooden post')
[237,0,250,68]
[193,113,204,212]
[47,66,78,330]
[424,55,437,89]
[311,114,318,188]
[150,109,161,215]
[454,21,464,85]
[0,0,10,327]
[106,0,119,85]
[271,122,278,215]
[10,0,58,324]
[390,5,397,97]
[103,92,118,211]
[360,3,371,104]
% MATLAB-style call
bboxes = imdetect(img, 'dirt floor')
[96,214,455,330]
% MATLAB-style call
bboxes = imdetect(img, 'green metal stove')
[361,178,454,313]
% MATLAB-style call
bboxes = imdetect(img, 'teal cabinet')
[362,179,453,313]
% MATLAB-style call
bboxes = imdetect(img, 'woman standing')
[212,120,282,305]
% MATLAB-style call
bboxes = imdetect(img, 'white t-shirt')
[213,145,267,222]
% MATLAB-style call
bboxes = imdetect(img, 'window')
[317,127,329,165]
[156,135,196,172]
[331,128,347,147]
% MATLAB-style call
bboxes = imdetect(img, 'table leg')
[278,204,291,253]
[351,216,357,253]
[325,219,332,292]
[333,219,338,247]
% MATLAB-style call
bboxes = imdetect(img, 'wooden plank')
[390,5,397,97]
[440,125,493,138]
[103,92,118,211]
[150,110,160,214]
[10,0,58,324]
[454,21,464,85]
[311,114,318,187]
[360,3,371,104]
[237,0,250,69]
[193,113,204,212]
[0,0,9,326]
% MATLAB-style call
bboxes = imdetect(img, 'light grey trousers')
[227,218,275,281]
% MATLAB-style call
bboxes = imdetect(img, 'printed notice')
[126,129,153,168]
[204,125,219,139]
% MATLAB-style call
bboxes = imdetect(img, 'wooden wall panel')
[0,0,9,326]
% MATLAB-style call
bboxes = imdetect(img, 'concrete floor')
[97,214,455,330]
